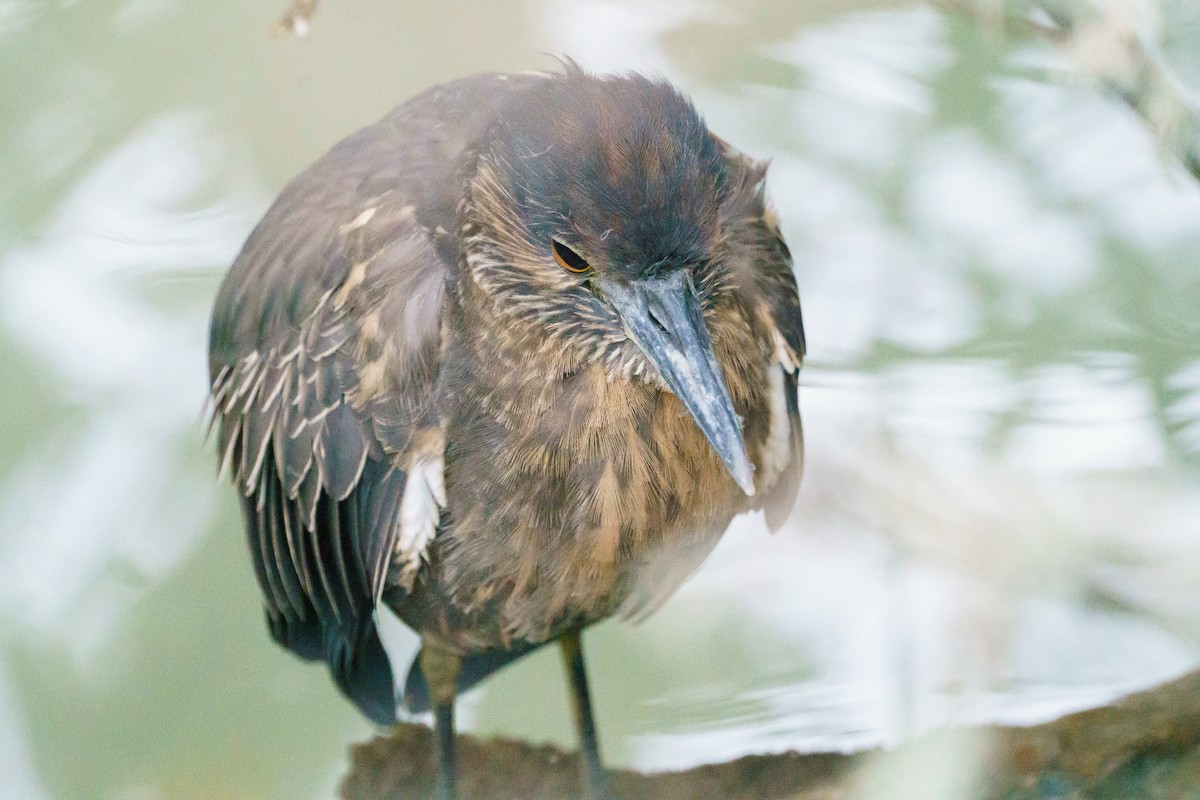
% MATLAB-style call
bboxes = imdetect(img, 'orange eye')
[552,239,591,274]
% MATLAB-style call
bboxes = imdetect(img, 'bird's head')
[459,68,756,495]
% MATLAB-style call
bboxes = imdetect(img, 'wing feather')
[321,401,369,501]
[275,372,314,494]
[294,449,322,529]
[263,459,309,618]
[248,484,292,617]
[317,491,358,623]
[339,491,371,599]
[308,492,347,625]
[241,389,279,494]
[361,459,406,604]
[280,482,313,597]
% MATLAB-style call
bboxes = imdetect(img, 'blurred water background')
[2,1,1199,798]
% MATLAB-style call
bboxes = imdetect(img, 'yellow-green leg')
[419,643,462,800]
[560,630,610,800]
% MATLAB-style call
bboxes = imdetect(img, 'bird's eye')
[552,240,591,274]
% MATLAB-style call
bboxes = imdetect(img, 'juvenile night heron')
[209,63,804,800]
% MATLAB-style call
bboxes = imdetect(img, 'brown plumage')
[208,63,803,797]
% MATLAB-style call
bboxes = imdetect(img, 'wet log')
[340,669,1200,799]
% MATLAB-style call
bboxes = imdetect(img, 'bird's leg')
[559,630,610,799]
[419,642,462,800]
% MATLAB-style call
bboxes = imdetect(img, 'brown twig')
[272,0,318,39]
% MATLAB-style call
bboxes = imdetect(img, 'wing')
[207,73,544,723]
[716,138,806,531]
[209,195,445,725]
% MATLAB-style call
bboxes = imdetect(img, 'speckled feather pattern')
[208,66,804,717]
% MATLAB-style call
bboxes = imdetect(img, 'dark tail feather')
[325,621,396,725]
[267,611,397,725]
[403,640,546,713]
[266,608,323,661]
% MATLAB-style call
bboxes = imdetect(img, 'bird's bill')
[598,271,756,496]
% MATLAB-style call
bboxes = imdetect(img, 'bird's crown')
[475,68,729,281]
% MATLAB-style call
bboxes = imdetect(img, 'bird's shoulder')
[208,70,553,479]
[713,138,804,361]
[208,71,548,372]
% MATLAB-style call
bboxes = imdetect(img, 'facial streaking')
[461,69,755,494]
[596,269,755,495]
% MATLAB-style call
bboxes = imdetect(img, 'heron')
[208,62,804,800]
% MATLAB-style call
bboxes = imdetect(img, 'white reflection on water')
[783,7,949,121]
[540,0,707,76]
[0,1,37,35]
[1005,359,1166,472]
[1171,359,1200,452]
[909,131,1097,293]
[113,0,180,35]
[1003,80,1200,247]
[0,112,256,657]
[0,665,48,800]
